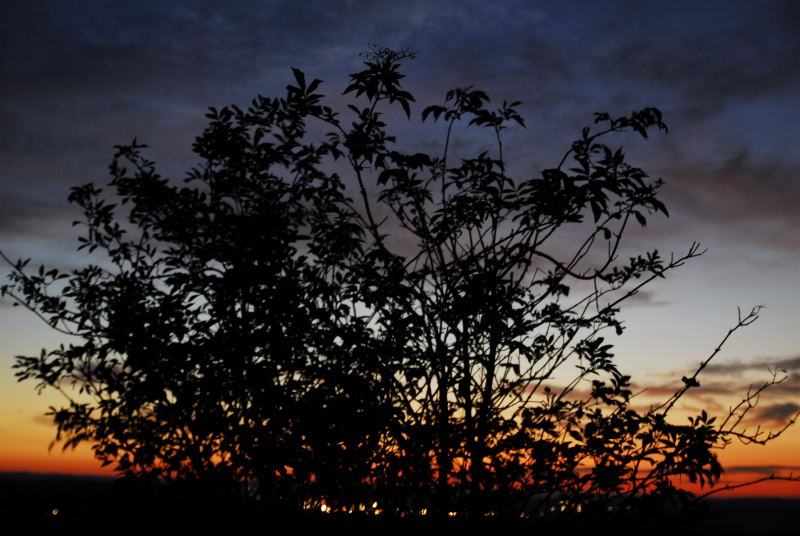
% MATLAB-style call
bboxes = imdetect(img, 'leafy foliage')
[2,45,794,521]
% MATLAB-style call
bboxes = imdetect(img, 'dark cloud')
[0,1,567,211]
[655,151,800,251]
[754,402,800,423]
[630,360,800,404]
[631,380,743,399]
[704,356,800,376]
[767,378,800,397]
[626,354,800,426]
[0,1,332,97]
[697,376,800,399]
[0,298,19,309]
[625,290,669,308]
[0,188,76,240]
[32,413,54,427]
[0,0,798,281]
[596,1,800,120]
[724,465,800,475]
[0,0,557,108]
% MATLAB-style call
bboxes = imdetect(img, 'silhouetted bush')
[3,46,794,522]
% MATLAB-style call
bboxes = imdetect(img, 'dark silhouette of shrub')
[3,45,796,522]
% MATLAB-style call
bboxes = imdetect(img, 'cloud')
[753,402,800,423]
[704,356,800,377]
[0,187,77,240]
[637,356,800,401]
[595,1,800,120]
[622,354,800,430]
[674,154,799,229]
[724,465,800,475]
[624,290,669,308]
[629,146,800,260]
[627,355,800,405]
[767,378,800,397]
[32,413,55,427]
[630,380,745,399]
[0,297,23,309]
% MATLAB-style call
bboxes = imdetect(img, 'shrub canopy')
[2,46,790,521]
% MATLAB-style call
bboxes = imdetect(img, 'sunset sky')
[1,0,799,497]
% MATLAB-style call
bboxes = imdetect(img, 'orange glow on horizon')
[2,387,798,497]
[0,447,115,477]
[676,472,800,499]
[1,446,798,497]
[2,430,799,496]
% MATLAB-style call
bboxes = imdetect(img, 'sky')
[1,0,799,496]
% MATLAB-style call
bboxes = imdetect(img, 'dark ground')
[0,472,796,534]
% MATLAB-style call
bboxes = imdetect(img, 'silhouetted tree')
[3,46,795,521]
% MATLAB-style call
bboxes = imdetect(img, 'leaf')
[421,105,445,122]
[400,99,411,119]
[292,67,306,93]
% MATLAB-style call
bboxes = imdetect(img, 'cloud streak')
[724,465,800,475]
[754,402,800,423]
[704,356,800,377]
